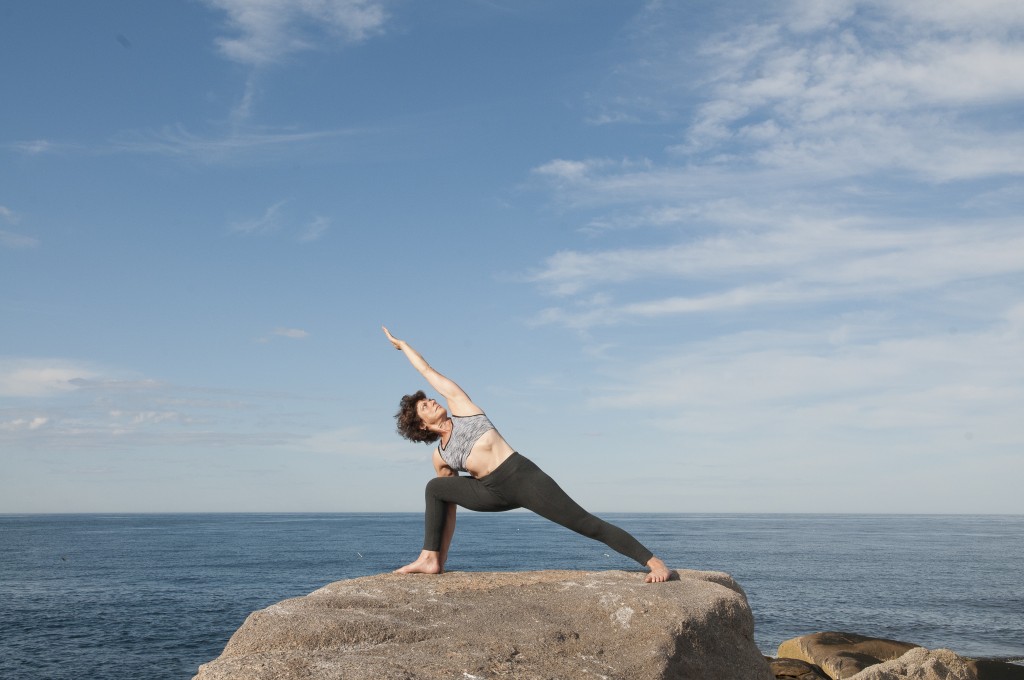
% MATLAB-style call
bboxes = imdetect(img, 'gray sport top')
[438,414,496,472]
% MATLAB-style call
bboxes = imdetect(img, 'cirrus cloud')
[202,0,390,66]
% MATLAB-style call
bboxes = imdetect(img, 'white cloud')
[878,0,1024,32]
[528,1,1024,334]
[0,206,39,248]
[0,361,333,453]
[256,327,311,343]
[8,126,357,165]
[10,139,55,155]
[518,3,1024,511]
[110,124,355,163]
[533,159,600,183]
[587,307,1024,460]
[0,360,98,398]
[230,202,333,243]
[109,410,187,426]
[230,73,262,126]
[530,210,1024,311]
[230,200,289,234]
[583,2,1024,186]
[299,215,330,242]
[273,327,309,339]
[302,426,419,462]
[203,0,389,66]
[0,230,39,249]
[0,417,49,432]
[676,4,1024,181]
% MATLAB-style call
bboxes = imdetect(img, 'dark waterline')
[2,513,1022,680]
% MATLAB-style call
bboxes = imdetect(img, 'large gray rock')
[194,569,774,680]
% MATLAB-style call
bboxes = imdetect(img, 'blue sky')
[2,0,1022,514]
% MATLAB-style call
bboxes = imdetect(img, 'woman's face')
[416,398,446,430]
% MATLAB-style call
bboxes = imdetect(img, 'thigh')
[427,475,516,513]
[500,462,592,525]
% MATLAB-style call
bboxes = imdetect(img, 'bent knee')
[425,477,446,496]
[425,475,462,500]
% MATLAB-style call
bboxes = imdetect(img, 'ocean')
[1,513,1022,679]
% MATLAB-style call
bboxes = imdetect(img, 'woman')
[383,326,672,583]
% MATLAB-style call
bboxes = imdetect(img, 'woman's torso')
[439,414,514,478]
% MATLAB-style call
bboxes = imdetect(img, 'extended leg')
[486,455,672,581]
[516,469,653,564]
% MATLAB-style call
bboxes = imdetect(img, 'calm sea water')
[1,513,1022,679]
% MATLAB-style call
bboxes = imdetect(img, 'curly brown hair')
[394,390,439,444]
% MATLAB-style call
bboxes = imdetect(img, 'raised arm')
[383,326,478,414]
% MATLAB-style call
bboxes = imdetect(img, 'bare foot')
[644,556,672,583]
[393,550,443,575]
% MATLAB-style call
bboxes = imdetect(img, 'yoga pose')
[383,326,672,583]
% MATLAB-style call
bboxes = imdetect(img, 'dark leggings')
[423,452,654,566]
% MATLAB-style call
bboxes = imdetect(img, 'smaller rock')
[847,647,976,680]
[778,632,918,679]
[769,656,832,679]
[970,659,1024,680]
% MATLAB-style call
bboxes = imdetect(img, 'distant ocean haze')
[1,513,1022,679]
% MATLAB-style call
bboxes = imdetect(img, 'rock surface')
[768,656,832,679]
[772,633,1024,680]
[194,569,774,680]
[847,647,978,680]
[778,633,918,679]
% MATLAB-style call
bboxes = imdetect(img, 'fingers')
[382,326,401,347]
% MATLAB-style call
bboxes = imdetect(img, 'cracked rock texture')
[193,569,774,680]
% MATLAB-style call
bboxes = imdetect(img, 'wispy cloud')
[0,230,38,249]
[202,0,390,66]
[0,359,100,398]
[299,215,330,243]
[273,327,309,339]
[229,201,330,242]
[587,304,1024,451]
[9,124,359,165]
[9,139,59,155]
[529,213,1024,326]
[0,416,49,432]
[0,205,39,249]
[678,5,1024,181]
[256,327,311,343]
[8,2,386,164]
[579,2,1024,184]
[575,305,1024,506]
[230,199,289,235]
[528,0,1024,331]
[110,124,356,163]
[0,357,337,453]
[301,425,420,463]
[520,1,1024,504]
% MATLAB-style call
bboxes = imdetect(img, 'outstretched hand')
[382,325,404,350]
